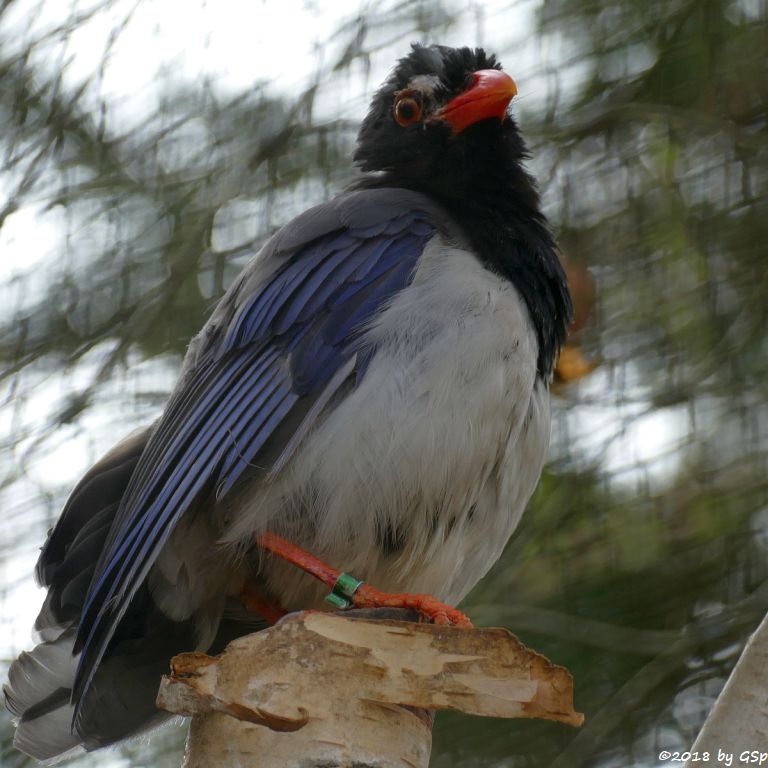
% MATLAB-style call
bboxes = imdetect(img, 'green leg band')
[325,572,365,609]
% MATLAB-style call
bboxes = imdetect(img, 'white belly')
[224,234,551,609]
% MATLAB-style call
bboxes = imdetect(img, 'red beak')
[438,69,518,134]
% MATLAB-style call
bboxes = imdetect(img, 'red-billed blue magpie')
[5,44,571,761]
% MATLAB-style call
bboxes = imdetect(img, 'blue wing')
[72,195,436,712]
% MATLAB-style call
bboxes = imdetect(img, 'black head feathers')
[354,44,508,175]
[353,43,572,378]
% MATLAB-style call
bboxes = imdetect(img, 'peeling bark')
[157,610,583,767]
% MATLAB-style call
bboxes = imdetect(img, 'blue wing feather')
[80,348,277,612]
[72,202,436,717]
[272,243,361,334]
[217,380,298,488]
[325,258,418,346]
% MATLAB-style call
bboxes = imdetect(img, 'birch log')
[684,610,768,768]
[157,610,582,768]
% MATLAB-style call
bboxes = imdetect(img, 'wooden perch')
[684,610,768,768]
[157,610,582,767]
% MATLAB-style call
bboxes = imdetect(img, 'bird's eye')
[394,97,422,127]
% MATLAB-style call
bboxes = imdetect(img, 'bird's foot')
[255,531,472,628]
[350,582,473,627]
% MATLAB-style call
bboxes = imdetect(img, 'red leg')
[256,531,340,588]
[240,583,287,625]
[255,531,472,628]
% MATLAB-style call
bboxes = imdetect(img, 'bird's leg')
[255,531,472,628]
[239,583,287,625]
[350,583,473,627]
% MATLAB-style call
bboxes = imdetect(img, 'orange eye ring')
[394,97,422,127]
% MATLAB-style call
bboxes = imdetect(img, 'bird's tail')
[3,427,152,762]
[4,612,201,762]
[4,628,80,762]
[4,425,269,762]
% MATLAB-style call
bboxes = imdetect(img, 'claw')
[352,583,473,628]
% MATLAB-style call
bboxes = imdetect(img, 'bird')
[4,43,571,762]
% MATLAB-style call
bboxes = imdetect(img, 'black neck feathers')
[355,118,572,378]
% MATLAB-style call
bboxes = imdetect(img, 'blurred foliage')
[1,0,767,767]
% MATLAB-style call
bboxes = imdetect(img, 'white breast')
[225,233,552,610]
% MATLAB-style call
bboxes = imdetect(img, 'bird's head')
[355,44,572,379]
[354,44,523,192]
